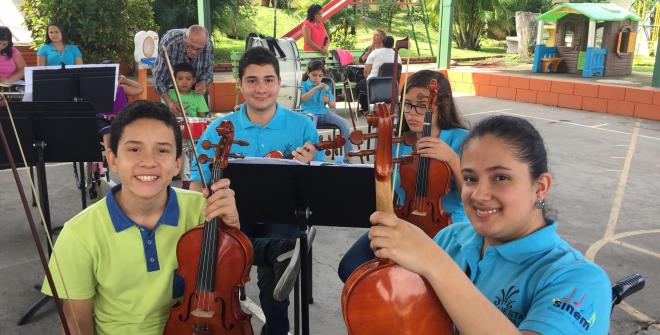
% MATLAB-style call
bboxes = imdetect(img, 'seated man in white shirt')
[357,35,400,112]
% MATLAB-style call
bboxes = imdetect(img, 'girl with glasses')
[338,70,469,282]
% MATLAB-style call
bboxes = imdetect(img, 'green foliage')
[22,0,158,64]
[152,0,255,39]
[331,31,357,49]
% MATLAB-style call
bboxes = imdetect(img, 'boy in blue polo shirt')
[366,116,612,334]
[190,47,322,335]
[41,101,241,335]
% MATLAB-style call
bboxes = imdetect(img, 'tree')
[22,0,158,64]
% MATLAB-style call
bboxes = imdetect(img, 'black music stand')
[223,160,375,335]
[0,101,100,325]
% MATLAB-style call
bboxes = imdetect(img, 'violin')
[161,48,254,335]
[263,135,346,159]
[341,37,453,335]
[341,103,453,335]
[395,79,453,238]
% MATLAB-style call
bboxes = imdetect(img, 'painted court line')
[603,120,639,238]
[465,110,660,142]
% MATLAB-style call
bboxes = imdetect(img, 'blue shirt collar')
[457,220,560,264]
[493,221,560,263]
[105,184,180,232]
[236,103,287,130]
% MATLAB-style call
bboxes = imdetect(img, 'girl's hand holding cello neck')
[368,211,447,280]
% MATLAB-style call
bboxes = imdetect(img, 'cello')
[341,37,453,335]
[341,103,453,335]
[161,47,254,335]
[394,79,453,238]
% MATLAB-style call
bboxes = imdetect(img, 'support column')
[536,20,544,45]
[653,40,660,87]
[587,20,596,48]
[197,0,211,30]
[436,0,453,69]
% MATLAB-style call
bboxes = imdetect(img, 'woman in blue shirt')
[365,115,612,334]
[37,24,83,66]
[338,70,469,282]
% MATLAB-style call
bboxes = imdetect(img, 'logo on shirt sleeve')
[551,288,597,331]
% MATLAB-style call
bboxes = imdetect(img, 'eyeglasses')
[185,42,205,53]
[403,102,429,116]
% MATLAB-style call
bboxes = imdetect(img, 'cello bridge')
[191,308,215,318]
[411,210,428,217]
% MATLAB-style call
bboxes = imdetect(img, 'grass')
[212,6,506,62]
[632,55,655,73]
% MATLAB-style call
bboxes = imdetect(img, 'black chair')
[364,77,398,155]
[377,62,403,81]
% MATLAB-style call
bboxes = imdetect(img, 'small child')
[299,60,353,155]
[168,63,210,189]
[168,62,209,117]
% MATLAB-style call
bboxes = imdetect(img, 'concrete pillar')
[436,0,453,69]
[197,0,211,31]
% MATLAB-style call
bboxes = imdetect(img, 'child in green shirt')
[167,62,209,117]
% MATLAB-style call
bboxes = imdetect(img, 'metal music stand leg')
[18,141,55,325]
[294,208,311,335]
[78,162,87,209]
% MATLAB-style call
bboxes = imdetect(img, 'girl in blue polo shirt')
[37,23,83,66]
[299,60,353,154]
[366,115,612,334]
[338,70,469,282]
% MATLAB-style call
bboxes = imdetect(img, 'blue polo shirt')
[393,127,469,225]
[42,185,205,335]
[190,103,324,183]
[299,79,335,115]
[37,43,82,66]
[435,221,612,335]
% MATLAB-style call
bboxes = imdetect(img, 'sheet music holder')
[223,158,376,335]
[1,101,100,326]
[224,158,375,229]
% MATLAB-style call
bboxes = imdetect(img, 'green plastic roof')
[537,3,641,22]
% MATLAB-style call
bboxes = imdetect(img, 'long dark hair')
[0,26,14,59]
[400,70,466,132]
[307,4,322,22]
[45,23,68,44]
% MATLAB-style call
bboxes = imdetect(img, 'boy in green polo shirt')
[42,101,240,335]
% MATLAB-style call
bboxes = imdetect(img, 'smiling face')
[460,135,551,246]
[107,118,181,206]
[239,64,281,114]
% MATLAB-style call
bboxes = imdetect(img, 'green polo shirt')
[42,185,205,335]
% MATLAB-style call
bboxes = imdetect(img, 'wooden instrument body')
[342,258,453,335]
[395,154,452,238]
[341,98,454,335]
[164,224,254,335]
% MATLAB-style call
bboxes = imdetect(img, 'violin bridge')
[191,308,215,318]
[411,210,428,217]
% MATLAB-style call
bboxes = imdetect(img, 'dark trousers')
[243,222,299,335]
[337,232,374,283]
[357,78,368,112]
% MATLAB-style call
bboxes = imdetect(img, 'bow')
[0,94,81,334]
